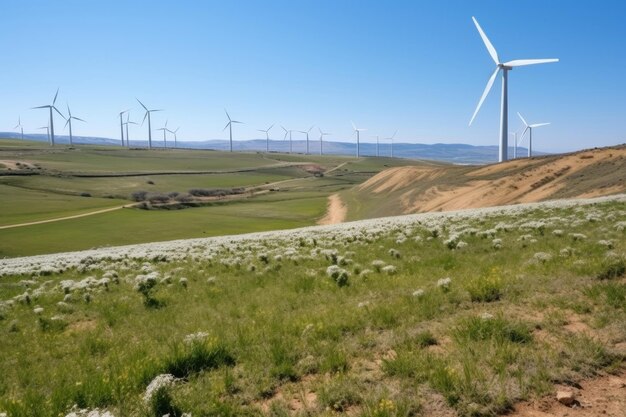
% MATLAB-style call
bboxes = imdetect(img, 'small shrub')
[79,192,91,197]
[413,330,438,348]
[131,190,149,201]
[596,258,625,280]
[318,378,361,412]
[466,270,503,302]
[162,338,235,378]
[453,315,532,344]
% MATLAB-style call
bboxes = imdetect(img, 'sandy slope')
[356,145,626,215]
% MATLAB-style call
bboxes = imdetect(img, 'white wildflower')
[437,277,452,290]
[569,233,587,241]
[480,312,494,320]
[33,306,44,315]
[412,289,425,298]
[533,252,553,263]
[143,374,177,403]
[492,238,502,249]
[64,405,116,417]
[183,331,209,345]
[552,229,564,237]
[597,240,613,249]
[381,265,397,275]
[371,260,386,272]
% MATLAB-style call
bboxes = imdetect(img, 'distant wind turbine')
[298,125,314,154]
[372,135,380,157]
[257,124,274,153]
[281,126,294,154]
[157,120,169,148]
[123,113,138,147]
[509,131,519,159]
[64,104,85,146]
[385,130,397,158]
[167,127,180,148]
[119,109,129,146]
[223,109,243,152]
[14,117,24,140]
[318,128,330,156]
[351,121,366,158]
[137,99,163,149]
[468,16,559,162]
[518,112,550,158]
[32,89,64,146]
[38,126,50,143]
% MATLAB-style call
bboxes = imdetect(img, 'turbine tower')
[14,117,24,140]
[223,109,243,152]
[509,131,518,159]
[518,112,550,158]
[119,109,129,146]
[167,127,180,148]
[372,135,380,157]
[351,121,366,158]
[281,126,294,154]
[32,89,64,146]
[38,126,50,143]
[468,16,559,163]
[385,130,397,158]
[257,124,274,153]
[123,113,138,148]
[65,104,85,146]
[298,125,314,154]
[318,128,330,156]
[137,99,162,149]
[157,120,169,148]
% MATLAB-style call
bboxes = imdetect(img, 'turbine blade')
[351,121,357,131]
[472,17,499,64]
[67,104,71,117]
[530,123,550,128]
[268,124,274,131]
[64,119,70,129]
[517,112,529,127]
[307,125,314,132]
[223,122,231,131]
[53,106,66,119]
[232,120,243,124]
[224,109,231,121]
[136,98,148,111]
[469,66,500,126]
[281,125,287,133]
[150,109,163,112]
[142,112,148,125]
[392,130,398,139]
[519,126,530,144]
[503,58,559,67]
[53,88,59,105]
[32,105,50,109]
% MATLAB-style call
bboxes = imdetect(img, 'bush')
[174,193,193,203]
[466,271,503,302]
[79,192,91,197]
[131,190,149,201]
[188,187,246,197]
[596,258,625,280]
[147,193,171,204]
[162,339,235,378]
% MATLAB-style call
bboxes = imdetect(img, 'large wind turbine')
[468,16,559,162]
[318,128,330,156]
[257,124,274,153]
[385,130,397,158]
[119,109,129,146]
[351,121,366,158]
[223,109,243,152]
[157,120,169,148]
[137,99,162,149]
[14,117,24,140]
[518,112,550,158]
[65,104,85,146]
[32,89,64,146]
[123,113,138,147]
[281,126,294,154]
[298,125,314,154]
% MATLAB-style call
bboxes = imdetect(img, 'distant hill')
[0,132,542,164]
[343,144,626,219]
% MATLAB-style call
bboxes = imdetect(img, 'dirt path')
[0,205,129,230]
[318,193,347,225]
[509,370,626,417]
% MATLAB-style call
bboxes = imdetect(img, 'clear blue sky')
[2,0,625,152]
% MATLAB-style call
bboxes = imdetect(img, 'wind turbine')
[298,125,314,154]
[14,117,24,140]
[318,128,330,156]
[38,126,50,143]
[32,89,64,146]
[351,121,366,158]
[157,120,169,148]
[257,124,274,153]
[223,109,243,152]
[137,99,162,149]
[64,104,85,146]
[518,112,550,158]
[372,135,380,157]
[509,131,518,159]
[468,16,559,162]
[167,127,180,148]
[385,130,397,158]
[119,109,129,146]
[281,126,294,154]
[123,113,138,147]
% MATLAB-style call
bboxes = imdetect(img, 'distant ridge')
[0,133,543,165]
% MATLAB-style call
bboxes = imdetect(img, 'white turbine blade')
[519,126,530,144]
[267,124,274,131]
[469,66,500,126]
[53,88,59,105]
[224,109,231,121]
[53,106,66,119]
[150,109,163,112]
[232,120,243,124]
[223,122,231,131]
[73,116,86,123]
[257,129,265,132]
[281,125,288,133]
[64,119,70,129]
[307,125,314,132]
[472,17,499,64]
[392,130,397,139]
[67,104,72,117]
[530,122,550,128]
[136,98,148,111]
[142,112,148,125]
[503,58,559,67]
[351,121,357,131]
[32,105,50,109]
[517,112,529,127]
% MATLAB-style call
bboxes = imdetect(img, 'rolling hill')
[343,145,626,220]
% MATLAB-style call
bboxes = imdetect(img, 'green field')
[0,139,425,257]
[0,198,624,416]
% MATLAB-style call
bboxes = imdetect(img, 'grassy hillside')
[343,145,626,220]
[0,196,624,416]
[0,139,426,257]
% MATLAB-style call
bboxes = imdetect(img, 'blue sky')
[2,0,625,152]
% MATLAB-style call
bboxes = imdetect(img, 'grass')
[0,199,624,416]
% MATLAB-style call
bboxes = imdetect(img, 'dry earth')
[356,146,626,215]
[317,193,347,225]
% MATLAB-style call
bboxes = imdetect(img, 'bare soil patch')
[318,193,347,225]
